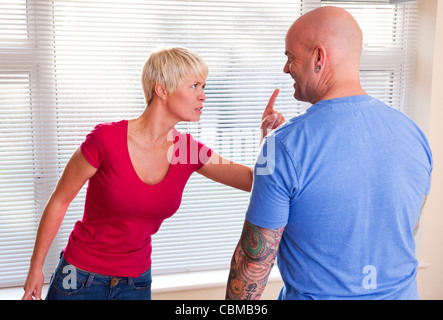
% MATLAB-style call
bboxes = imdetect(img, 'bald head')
[284,6,366,103]
[288,6,363,66]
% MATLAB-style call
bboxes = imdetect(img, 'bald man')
[226,6,432,300]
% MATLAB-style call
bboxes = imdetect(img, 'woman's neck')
[129,101,178,148]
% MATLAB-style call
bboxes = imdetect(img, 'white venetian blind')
[323,0,418,115]
[0,0,418,288]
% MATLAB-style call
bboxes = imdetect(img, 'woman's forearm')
[29,199,69,270]
[197,152,253,192]
[226,163,253,192]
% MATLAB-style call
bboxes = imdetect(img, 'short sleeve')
[172,131,212,171]
[80,124,105,169]
[189,134,213,171]
[245,135,298,229]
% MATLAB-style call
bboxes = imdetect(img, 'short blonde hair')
[141,47,209,105]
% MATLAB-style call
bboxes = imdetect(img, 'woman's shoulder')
[89,119,127,135]
[94,119,127,130]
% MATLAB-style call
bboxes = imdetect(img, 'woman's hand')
[22,267,45,300]
[260,88,285,145]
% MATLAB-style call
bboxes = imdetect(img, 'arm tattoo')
[226,220,284,300]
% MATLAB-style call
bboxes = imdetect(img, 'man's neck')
[314,79,366,104]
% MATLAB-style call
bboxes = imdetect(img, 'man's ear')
[313,45,327,71]
[154,83,168,100]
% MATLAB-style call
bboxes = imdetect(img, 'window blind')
[0,0,418,288]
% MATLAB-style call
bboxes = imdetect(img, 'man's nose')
[283,61,290,74]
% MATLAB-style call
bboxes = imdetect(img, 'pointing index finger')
[264,88,280,115]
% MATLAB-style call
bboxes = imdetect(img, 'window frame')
[0,0,419,289]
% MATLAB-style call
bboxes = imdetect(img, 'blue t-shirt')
[246,95,433,300]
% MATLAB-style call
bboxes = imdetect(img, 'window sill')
[152,268,282,294]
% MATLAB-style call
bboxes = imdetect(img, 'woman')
[22,47,284,300]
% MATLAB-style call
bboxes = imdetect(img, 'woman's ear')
[154,83,168,100]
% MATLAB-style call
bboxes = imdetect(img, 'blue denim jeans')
[46,254,152,300]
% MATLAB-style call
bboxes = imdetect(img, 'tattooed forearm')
[226,220,284,300]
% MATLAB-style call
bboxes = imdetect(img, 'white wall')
[416,0,443,300]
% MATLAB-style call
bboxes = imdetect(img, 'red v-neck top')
[63,120,212,277]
